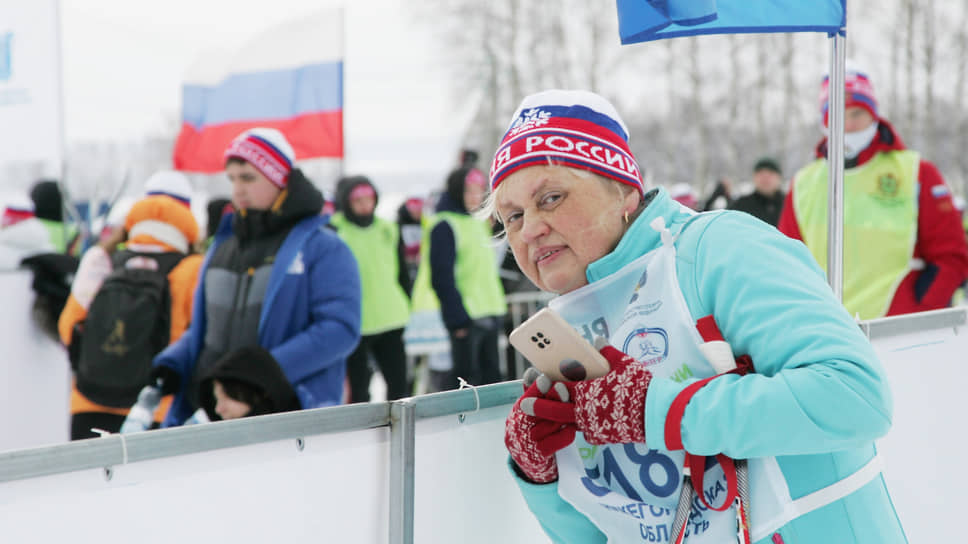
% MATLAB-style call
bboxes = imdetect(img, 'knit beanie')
[2,194,35,228]
[124,195,200,253]
[29,180,63,222]
[144,170,193,207]
[223,128,296,188]
[820,66,878,126]
[753,157,782,175]
[445,167,486,214]
[489,90,643,194]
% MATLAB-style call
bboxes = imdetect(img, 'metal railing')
[0,381,523,544]
[2,306,963,543]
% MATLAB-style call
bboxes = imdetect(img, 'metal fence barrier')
[0,307,963,543]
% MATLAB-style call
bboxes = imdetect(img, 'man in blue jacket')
[152,128,361,426]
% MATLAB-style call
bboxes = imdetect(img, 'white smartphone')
[509,308,610,382]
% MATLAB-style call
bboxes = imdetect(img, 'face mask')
[821,120,879,160]
[842,122,878,159]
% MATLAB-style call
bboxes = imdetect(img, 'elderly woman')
[487,90,904,544]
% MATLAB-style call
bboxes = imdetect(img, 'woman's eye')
[540,193,563,207]
[505,211,523,225]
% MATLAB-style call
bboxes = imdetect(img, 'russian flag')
[173,10,344,173]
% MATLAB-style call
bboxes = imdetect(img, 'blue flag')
[616,0,845,44]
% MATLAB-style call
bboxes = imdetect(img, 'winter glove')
[150,365,181,396]
[119,385,162,434]
[504,369,577,484]
[522,338,652,446]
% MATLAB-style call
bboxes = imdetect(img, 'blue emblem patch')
[622,327,668,367]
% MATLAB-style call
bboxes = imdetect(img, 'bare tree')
[904,0,918,140]
[955,3,968,193]
[780,34,797,162]
[922,0,936,153]
[687,37,709,187]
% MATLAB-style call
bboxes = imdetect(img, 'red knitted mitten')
[505,378,576,483]
[522,341,652,446]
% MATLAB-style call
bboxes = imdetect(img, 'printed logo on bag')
[622,327,668,367]
[0,32,12,81]
[101,320,130,356]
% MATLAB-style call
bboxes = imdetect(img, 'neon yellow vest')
[792,150,920,319]
[39,219,77,255]
[410,212,506,319]
[330,213,411,335]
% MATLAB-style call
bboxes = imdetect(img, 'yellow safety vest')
[792,150,920,319]
[330,213,411,335]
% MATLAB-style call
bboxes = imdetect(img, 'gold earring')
[624,210,630,224]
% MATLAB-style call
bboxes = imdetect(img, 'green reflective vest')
[330,213,411,335]
[411,211,506,320]
[792,150,920,319]
[38,219,77,255]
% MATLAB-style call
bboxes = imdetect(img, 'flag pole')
[826,30,847,301]
[52,0,79,250]
[338,6,346,180]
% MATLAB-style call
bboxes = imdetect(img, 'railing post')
[389,400,415,544]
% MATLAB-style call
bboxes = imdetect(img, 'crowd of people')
[0,61,965,541]
[0,126,519,437]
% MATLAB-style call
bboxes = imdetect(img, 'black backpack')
[75,250,184,408]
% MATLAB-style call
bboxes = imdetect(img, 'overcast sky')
[59,0,464,194]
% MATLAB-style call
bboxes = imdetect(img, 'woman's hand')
[504,371,576,483]
[521,340,652,446]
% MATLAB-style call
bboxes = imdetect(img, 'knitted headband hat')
[489,90,644,194]
[144,170,193,207]
[819,66,878,127]
[223,128,296,188]
[125,195,200,254]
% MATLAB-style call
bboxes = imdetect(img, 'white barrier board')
[414,405,548,542]
[0,270,70,452]
[0,427,389,543]
[0,308,961,543]
[872,322,965,544]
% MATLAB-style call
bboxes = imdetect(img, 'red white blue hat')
[144,170,193,207]
[489,90,643,194]
[224,128,296,188]
[820,64,878,126]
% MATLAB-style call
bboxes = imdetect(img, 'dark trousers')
[346,328,409,402]
[71,412,126,440]
[446,319,502,390]
[71,412,160,440]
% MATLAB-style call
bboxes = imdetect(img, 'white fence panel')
[0,308,962,543]
[869,310,967,544]
[413,405,547,542]
[0,426,389,542]
[0,270,69,452]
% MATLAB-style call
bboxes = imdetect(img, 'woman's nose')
[520,213,549,242]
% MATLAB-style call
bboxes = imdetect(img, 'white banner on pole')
[0,0,62,166]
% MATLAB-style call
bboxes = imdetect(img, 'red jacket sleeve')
[777,179,803,241]
[886,159,968,315]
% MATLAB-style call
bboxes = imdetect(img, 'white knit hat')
[144,170,193,206]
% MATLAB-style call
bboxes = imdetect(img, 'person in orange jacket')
[58,171,203,439]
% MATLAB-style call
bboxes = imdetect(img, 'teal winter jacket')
[512,187,905,544]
